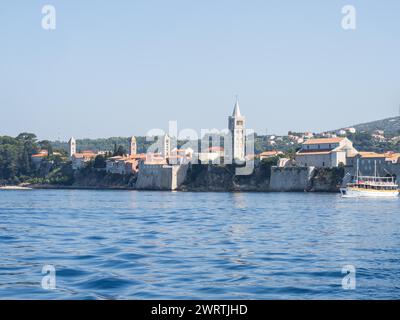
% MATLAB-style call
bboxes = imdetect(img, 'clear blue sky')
[1,0,399,140]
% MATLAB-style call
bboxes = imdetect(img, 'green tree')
[94,155,106,168]
[113,145,126,157]
[39,140,53,156]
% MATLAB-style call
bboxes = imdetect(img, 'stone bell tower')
[130,136,137,155]
[162,134,171,158]
[228,98,245,161]
[68,137,76,158]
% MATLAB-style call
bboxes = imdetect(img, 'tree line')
[0,133,71,185]
[0,133,39,184]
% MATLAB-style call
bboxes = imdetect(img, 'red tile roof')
[358,152,386,159]
[303,137,345,145]
[297,151,332,156]
[73,152,97,159]
[259,151,282,156]
[207,146,224,152]
[31,153,47,158]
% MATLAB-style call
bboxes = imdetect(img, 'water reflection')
[231,193,247,209]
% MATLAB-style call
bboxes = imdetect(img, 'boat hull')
[0,186,32,190]
[341,187,399,198]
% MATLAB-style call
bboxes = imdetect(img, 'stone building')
[196,146,225,164]
[162,134,171,158]
[130,136,137,155]
[228,99,245,161]
[68,137,97,169]
[346,152,400,178]
[68,137,76,158]
[106,156,141,175]
[136,162,189,190]
[168,147,194,165]
[71,151,97,170]
[296,137,358,167]
[353,152,387,175]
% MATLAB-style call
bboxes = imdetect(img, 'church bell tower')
[68,137,76,158]
[130,136,137,155]
[228,98,245,161]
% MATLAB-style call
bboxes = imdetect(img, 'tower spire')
[232,95,241,117]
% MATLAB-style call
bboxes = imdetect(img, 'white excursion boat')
[340,160,399,198]
[0,185,32,190]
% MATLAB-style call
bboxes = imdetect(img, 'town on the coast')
[1,100,400,192]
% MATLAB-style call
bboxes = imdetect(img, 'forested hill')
[349,116,400,135]
[51,137,153,154]
[51,136,201,154]
[50,135,296,155]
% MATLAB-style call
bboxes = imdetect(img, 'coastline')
[24,184,136,191]
[4,183,341,193]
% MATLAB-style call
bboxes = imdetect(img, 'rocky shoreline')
[4,164,344,193]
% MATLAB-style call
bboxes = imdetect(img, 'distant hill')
[349,116,400,135]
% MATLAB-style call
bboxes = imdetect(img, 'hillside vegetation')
[347,116,400,135]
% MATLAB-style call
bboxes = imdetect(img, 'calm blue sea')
[0,190,399,299]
